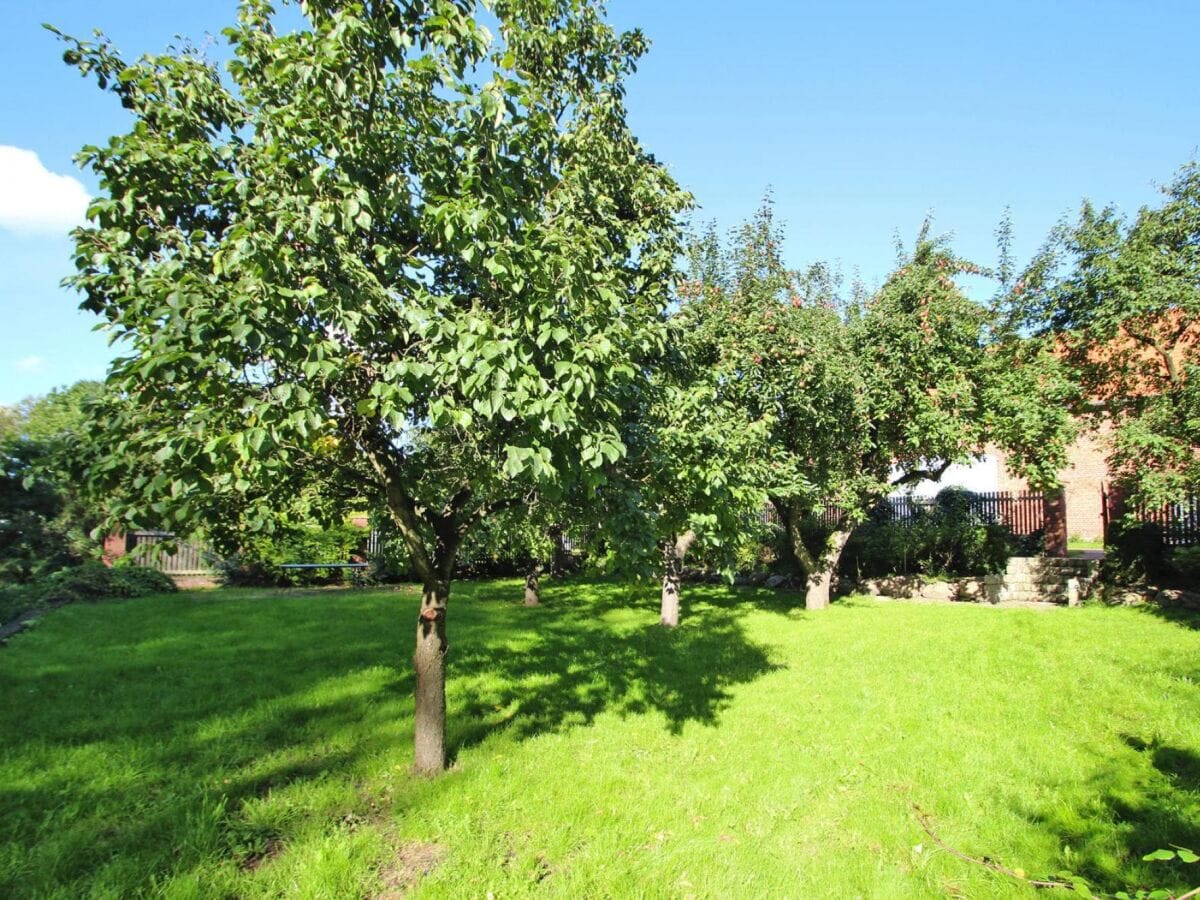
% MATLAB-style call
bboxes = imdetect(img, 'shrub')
[109,564,177,597]
[1168,545,1200,585]
[840,488,1022,579]
[0,585,37,625]
[0,562,177,624]
[39,561,115,602]
[217,524,369,586]
[1103,519,1170,585]
[365,530,415,584]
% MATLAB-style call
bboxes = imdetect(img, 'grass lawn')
[1,580,1198,898]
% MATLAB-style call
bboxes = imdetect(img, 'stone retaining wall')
[1093,584,1200,609]
[855,557,1102,606]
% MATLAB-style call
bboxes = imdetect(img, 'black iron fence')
[1133,494,1200,547]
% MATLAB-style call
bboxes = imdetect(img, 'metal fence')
[1133,493,1200,547]
[128,531,216,576]
[819,490,1046,536]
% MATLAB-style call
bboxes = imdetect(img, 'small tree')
[693,203,1072,609]
[585,234,784,628]
[625,374,776,628]
[58,0,688,773]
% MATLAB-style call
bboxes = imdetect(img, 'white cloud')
[13,355,46,373]
[0,146,90,235]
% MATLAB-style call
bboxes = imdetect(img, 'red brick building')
[991,425,1112,543]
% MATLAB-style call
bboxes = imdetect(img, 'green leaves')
[60,0,689,579]
[682,203,1073,572]
[1018,160,1200,509]
[1143,847,1199,863]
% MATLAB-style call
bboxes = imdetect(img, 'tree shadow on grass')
[1133,601,1200,631]
[0,579,782,896]
[448,589,780,759]
[0,595,421,894]
[1014,736,1200,896]
[531,574,811,618]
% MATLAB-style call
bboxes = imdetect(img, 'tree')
[1015,161,1200,507]
[580,228,784,629]
[0,382,106,583]
[57,0,688,773]
[692,202,1072,609]
[600,363,777,628]
[452,500,561,604]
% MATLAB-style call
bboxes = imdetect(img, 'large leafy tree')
[58,0,688,773]
[692,203,1072,609]
[1015,161,1200,507]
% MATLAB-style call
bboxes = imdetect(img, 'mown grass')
[1,579,1198,898]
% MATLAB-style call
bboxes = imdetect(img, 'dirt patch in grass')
[375,841,447,898]
[239,838,285,873]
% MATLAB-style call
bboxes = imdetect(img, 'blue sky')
[2,0,1198,405]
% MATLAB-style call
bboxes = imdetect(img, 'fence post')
[1043,488,1068,557]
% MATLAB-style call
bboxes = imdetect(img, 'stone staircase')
[983,556,1101,605]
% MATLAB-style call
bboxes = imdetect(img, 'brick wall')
[102,532,128,566]
[992,424,1112,542]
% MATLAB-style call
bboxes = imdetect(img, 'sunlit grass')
[1,579,1198,897]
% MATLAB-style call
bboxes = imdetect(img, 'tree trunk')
[524,565,541,606]
[661,546,682,628]
[413,580,449,775]
[780,503,853,612]
[548,525,566,575]
[660,531,696,628]
[804,529,852,611]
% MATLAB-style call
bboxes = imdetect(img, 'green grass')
[2,580,1199,898]
[0,585,42,626]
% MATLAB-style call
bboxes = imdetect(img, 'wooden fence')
[819,490,1046,536]
[128,531,216,576]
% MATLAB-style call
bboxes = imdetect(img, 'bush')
[1168,546,1200,585]
[1103,519,1170,585]
[39,561,116,603]
[0,585,36,625]
[216,524,369,586]
[365,530,416,584]
[109,564,178,597]
[840,488,1022,579]
[0,562,177,625]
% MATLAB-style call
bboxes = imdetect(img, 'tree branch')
[674,529,697,559]
[1122,322,1181,387]
[912,804,1074,892]
[891,459,952,488]
[383,482,437,585]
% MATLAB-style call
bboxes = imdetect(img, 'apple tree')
[691,203,1072,609]
[1014,161,1200,507]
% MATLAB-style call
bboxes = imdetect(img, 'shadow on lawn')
[1017,736,1200,895]
[449,580,781,758]
[1135,601,1200,631]
[0,579,781,894]
[0,591,422,893]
